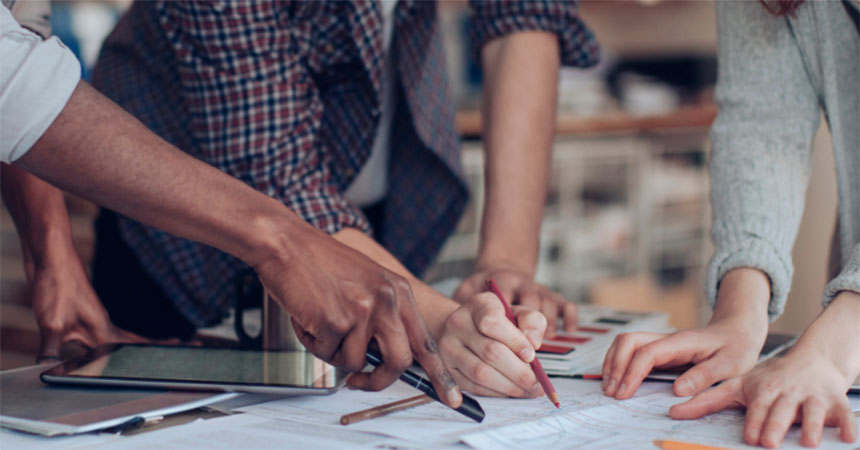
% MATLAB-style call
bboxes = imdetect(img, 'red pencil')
[486,278,560,408]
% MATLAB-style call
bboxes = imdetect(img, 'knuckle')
[804,396,826,411]
[631,347,652,365]
[516,370,536,389]
[344,357,365,372]
[470,362,492,385]
[376,283,397,306]
[420,336,440,356]
[389,351,413,372]
[329,316,352,335]
[749,397,771,414]
[476,314,501,335]
[616,332,635,347]
[447,309,470,330]
[481,342,506,363]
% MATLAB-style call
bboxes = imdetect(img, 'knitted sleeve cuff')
[823,244,860,308]
[705,236,793,322]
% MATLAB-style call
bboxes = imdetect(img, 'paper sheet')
[0,427,122,450]
[86,414,389,449]
[237,378,668,444]
[461,389,860,450]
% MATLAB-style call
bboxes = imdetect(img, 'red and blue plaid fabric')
[92,0,599,327]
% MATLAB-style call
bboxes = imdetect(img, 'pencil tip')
[549,392,560,408]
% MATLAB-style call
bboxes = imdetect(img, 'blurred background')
[1,0,838,368]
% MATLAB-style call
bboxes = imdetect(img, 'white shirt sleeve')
[0,2,80,164]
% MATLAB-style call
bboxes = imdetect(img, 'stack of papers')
[539,307,670,374]
[82,376,860,449]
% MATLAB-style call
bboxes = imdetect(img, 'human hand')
[25,243,148,362]
[669,350,857,448]
[454,266,575,338]
[437,292,547,397]
[602,268,770,399]
[601,320,766,400]
[253,225,462,408]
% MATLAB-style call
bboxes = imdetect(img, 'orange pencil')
[486,278,560,408]
[653,439,732,450]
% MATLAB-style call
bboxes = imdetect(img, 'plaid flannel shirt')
[92,0,599,327]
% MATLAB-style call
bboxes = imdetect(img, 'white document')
[87,413,389,449]
[461,389,860,450]
[237,378,667,445]
[0,427,122,450]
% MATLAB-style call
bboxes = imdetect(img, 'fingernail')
[606,379,617,394]
[617,383,627,397]
[520,347,535,362]
[530,383,543,396]
[746,429,759,443]
[763,432,779,446]
[676,379,693,396]
[448,387,463,406]
[526,331,542,348]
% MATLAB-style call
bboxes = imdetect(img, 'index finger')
[561,297,578,334]
[346,308,411,391]
[394,278,463,409]
[473,294,540,362]
[614,333,702,399]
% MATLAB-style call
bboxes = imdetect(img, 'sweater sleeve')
[823,244,860,306]
[705,1,821,321]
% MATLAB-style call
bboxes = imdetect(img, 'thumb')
[454,273,492,304]
[38,330,63,363]
[673,355,738,397]
[669,378,742,420]
[513,306,547,349]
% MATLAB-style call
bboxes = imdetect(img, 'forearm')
[15,81,309,269]
[0,164,74,270]
[792,291,860,382]
[476,32,559,274]
[332,228,458,337]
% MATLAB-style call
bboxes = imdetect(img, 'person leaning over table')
[0,2,466,409]
[600,0,859,448]
[86,0,600,398]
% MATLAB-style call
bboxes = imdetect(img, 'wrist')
[710,268,770,326]
[473,253,536,277]
[28,227,77,270]
[792,291,860,382]
[412,282,459,338]
[242,207,308,271]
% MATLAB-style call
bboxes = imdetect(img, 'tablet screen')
[42,344,345,392]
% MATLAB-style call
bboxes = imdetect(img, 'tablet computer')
[41,344,347,395]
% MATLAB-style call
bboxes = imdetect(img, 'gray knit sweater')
[706,0,860,320]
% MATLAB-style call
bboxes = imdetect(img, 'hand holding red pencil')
[486,278,560,408]
[437,283,548,398]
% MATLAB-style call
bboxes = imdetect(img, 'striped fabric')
[91,0,599,327]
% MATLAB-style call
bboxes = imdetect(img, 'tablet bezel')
[40,343,347,396]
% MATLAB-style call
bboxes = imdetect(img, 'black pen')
[100,416,145,434]
[365,351,485,423]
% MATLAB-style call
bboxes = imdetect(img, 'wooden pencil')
[486,278,560,408]
[340,394,433,425]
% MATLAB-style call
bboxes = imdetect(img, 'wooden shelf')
[456,103,717,137]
